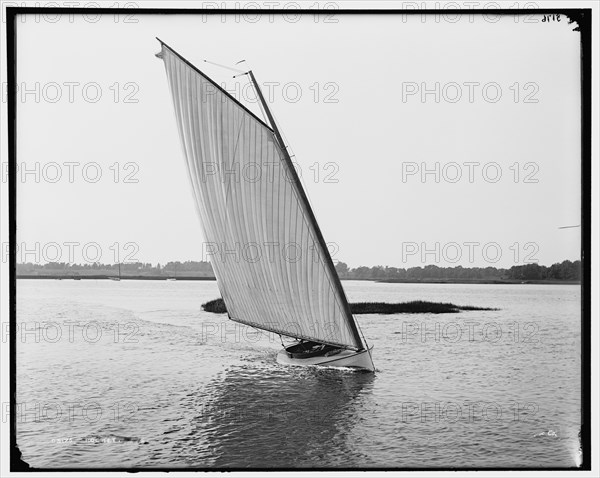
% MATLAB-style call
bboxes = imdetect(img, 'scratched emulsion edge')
[6,6,33,472]
[6,5,28,473]
[570,8,593,472]
[555,8,593,471]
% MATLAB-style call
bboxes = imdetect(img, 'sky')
[6,8,582,269]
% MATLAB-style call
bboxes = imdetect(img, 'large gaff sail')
[158,40,364,350]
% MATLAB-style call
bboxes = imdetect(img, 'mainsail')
[157,39,365,350]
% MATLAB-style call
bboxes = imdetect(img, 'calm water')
[16,280,581,468]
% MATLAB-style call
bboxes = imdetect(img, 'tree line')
[334,260,581,281]
[16,259,581,281]
[16,260,213,276]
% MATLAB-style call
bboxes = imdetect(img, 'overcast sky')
[9,9,581,269]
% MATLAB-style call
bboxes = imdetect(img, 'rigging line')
[353,316,374,367]
[266,100,293,155]
[245,73,270,126]
[348,304,375,367]
[202,58,245,74]
[230,68,270,127]
[264,94,297,162]
[244,71,292,156]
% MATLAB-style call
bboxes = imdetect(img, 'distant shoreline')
[374,278,581,285]
[16,275,216,281]
[15,275,580,285]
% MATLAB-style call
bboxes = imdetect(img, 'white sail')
[158,40,364,350]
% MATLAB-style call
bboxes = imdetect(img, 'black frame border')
[6,6,592,473]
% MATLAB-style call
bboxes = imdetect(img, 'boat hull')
[276,346,375,372]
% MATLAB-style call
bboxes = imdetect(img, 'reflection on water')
[189,364,374,467]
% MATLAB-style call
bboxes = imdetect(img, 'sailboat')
[109,263,121,281]
[156,39,375,372]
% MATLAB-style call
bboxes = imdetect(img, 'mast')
[247,71,365,350]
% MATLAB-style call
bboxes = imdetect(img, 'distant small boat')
[109,263,121,281]
[166,278,177,281]
[157,39,374,371]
